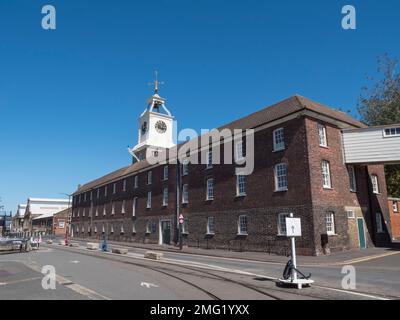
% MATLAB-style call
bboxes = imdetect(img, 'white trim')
[273,127,285,152]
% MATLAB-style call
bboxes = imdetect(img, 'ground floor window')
[238,215,248,235]
[277,213,289,235]
[376,212,384,233]
[207,217,215,234]
[182,219,189,234]
[325,212,335,235]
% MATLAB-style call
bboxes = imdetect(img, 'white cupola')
[130,72,175,163]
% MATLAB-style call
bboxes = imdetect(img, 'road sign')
[285,217,302,237]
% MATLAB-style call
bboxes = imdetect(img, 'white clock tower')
[130,72,175,163]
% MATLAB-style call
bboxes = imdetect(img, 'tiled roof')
[74,95,366,194]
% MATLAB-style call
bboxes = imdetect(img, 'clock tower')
[130,72,175,163]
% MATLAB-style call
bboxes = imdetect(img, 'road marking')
[20,259,111,300]
[313,285,390,300]
[140,282,159,289]
[0,276,43,286]
[69,260,80,264]
[48,243,396,300]
[337,251,400,265]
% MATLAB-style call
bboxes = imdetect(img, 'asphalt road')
[1,243,399,300]
[63,239,400,298]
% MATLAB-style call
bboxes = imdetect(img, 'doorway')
[357,218,366,249]
[160,220,171,245]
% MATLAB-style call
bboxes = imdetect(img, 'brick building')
[71,91,391,256]
[388,198,400,240]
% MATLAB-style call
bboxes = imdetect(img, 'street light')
[59,193,72,244]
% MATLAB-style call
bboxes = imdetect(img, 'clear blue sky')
[0,0,399,214]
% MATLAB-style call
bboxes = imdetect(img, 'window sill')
[350,190,357,193]
[205,198,214,202]
[272,148,285,153]
[323,187,333,190]
[235,193,247,198]
[319,145,329,149]
[274,188,288,193]
[162,205,168,208]
[206,233,215,236]
[205,166,213,170]
[237,233,248,236]
[327,233,338,236]
[373,192,381,195]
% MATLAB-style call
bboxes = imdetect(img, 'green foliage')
[358,54,400,197]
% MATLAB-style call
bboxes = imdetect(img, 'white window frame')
[235,141,245,162]
[238,215,248,235]
[111,202,115,215]
[146,220,151,234]
[347,210,355,219]
[134,176,139,189]
[182,160,189,176]
[147,191,152,208]
[113,183,116,194]
[206,178,214,200]
[207,216,215,235]
[236,175,246,196]
[348,166,357,192]
[123,179,126,191]
[318,124,328,147]
[371,175,380,194]
[376,212,384,233]
[277,213,289,236]
[273,128,285,151]
[393,201,399,213]
[104,186,107,196]
[95,207,98,217]
[325,212,336,235]
[206,150,213,169]
[274,163,288,191]
[182,184,189,204]
[120,223,124,234]
[162,187,168,207]
[383,127,400,138]
[132,197,137,217]
[163,166,169,180]
[147,171,152,185]
[103,206,106,216]
[182,219,189,234]
[122,200,126,214]
[321,160,332,189]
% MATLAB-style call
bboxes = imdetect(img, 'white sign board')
[285,217,302,237]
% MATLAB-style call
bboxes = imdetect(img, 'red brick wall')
[389,199,400,239]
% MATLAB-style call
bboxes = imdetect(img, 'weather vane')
[149,70,164,94]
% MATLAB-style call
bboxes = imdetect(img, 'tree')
[358,54,400,197]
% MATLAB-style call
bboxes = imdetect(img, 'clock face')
[141,121,148,134]
[155,120,167,134]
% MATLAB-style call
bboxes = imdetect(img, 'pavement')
[69,236,400,266]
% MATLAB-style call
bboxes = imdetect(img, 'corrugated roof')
[74,95,366,195]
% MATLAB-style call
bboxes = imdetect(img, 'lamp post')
[60,193,72,245]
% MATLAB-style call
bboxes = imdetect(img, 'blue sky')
[0,0,399,214]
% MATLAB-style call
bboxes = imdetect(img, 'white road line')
[50,244,394,300]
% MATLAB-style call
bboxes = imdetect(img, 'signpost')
[279,213,314,289]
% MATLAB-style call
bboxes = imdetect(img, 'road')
[0,242,399,300]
